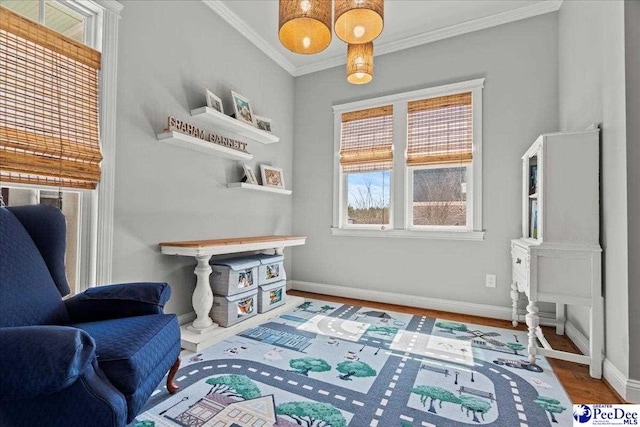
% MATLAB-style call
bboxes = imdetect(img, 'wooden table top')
[159,235,306,248]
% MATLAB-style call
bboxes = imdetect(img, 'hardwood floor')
[289,290,624,404]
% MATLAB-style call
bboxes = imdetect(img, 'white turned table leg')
[525,301,539,363]
[556,303,566,335]
[510,282,519,327]
[187,255,217,333]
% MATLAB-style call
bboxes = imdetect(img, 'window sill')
[330,228,485,241]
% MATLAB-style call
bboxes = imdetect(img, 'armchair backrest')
[0,206,70,327]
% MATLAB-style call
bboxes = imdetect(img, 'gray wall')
[558,0,629,378]
[112,0,295,316]
[625,0,640,381]
[291,14,559,309]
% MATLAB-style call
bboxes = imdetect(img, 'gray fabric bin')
[258,280,287,313]
[210,257,260,296]
[210,289,257,327]
[254,254,286,285]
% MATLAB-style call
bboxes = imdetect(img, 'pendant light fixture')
[279,0,332,54]
[334,0,384,44]
[346,42,373,84]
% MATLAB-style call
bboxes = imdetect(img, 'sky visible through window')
[347,170,390,208]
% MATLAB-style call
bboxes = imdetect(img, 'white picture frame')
[231,90,255,126]
[260,165,285,189]
[242,163,258,185]
[254,115,272,132]
[206,89,223,114]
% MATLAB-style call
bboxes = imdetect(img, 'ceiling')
[203,0,562,77]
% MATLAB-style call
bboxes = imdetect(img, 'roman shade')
[0,7,102,190]
[407,92,472,166]
[339,105,393,173]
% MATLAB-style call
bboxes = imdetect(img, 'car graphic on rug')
[493,358,544,372]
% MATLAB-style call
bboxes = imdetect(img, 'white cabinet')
[510,130,603,378]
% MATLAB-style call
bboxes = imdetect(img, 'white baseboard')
[603,359,631,402]
[289,280,556,326]
[565,320,638,403]
[177,311,196,326]
[565,320,591,356]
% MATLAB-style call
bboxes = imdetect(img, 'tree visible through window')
[347,170,390,225]
[412,167,467,226]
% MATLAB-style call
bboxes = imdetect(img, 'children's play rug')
[133,299,573,427]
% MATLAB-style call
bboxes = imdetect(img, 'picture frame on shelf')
[255,115,272,132]
[242,163,258,185]
[260,165,285,189]
[206,89,224,114]
[231,90,255,126]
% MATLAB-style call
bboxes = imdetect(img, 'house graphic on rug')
[171,393,277,427]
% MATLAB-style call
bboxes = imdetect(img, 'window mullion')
[392,101,407,230]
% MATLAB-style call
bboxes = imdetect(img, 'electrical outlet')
[486,274,497,288]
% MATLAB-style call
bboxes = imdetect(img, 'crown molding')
[201,0,296,75]
[94,0,123,14]
[204,0,562,78]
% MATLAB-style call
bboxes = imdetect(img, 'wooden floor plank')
[289,290,625,404]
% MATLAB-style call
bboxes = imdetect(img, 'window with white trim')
[0,0,104,292]
[333,79,484,240]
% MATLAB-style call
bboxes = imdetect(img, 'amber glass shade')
[334,0,383,44]
[279,0,332,54]
[347,42,373,84]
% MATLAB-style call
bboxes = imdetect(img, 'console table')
[160,235,306,351]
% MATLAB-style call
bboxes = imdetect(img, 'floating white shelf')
[157,131,253,161]
[191,106,280,145]
[227,182,292,195]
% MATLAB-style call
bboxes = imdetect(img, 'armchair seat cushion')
[71,314,180,395]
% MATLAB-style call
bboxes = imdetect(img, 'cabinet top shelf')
[191,106,280,145]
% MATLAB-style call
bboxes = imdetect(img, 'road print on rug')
[133,299,573,427]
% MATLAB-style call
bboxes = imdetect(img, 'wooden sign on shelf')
[166,116,248,153]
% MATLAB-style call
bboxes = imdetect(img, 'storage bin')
[210,289,258,327]
[254,254,285,285]
[258,280,287,313]
[210,257,260,296]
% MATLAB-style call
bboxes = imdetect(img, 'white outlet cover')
[486,274,497,288]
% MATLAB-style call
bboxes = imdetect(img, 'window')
[0,2,104,291]
[339,106,393,228]
[332,79,484,240]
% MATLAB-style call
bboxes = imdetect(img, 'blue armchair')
[0,205,182,426]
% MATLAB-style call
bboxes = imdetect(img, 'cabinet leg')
[510,282,519,327]
[525,301,539,364]
[556,303,566,335]
[589,297,604,379]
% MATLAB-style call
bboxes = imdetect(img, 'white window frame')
[2,0,122,289]
[332,78,485,241]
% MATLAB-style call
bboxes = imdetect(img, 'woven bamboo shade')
[279,0,332,54]
[346,42,373,85]
[0,7,102,190]
[407,92,473,166]
[340,105,393,173]
[334,0,383,44]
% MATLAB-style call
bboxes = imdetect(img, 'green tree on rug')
[134,421,154,427]
[535,396,566,423]
[435,321,468,334]
[460,395,492,423]
[296,301,313,311]
[411,385,461,414]
[506,342,526,355]
[320,305,335,313]
[276,402,346,427]
[289,357,331,376]
[205,375,260,400]
[336,361,376,381]
[367,325,398,336]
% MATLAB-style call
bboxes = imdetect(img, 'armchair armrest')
[0,326,96,399]
[65,282,172,323]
